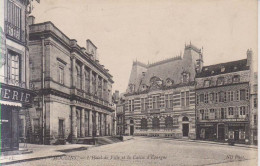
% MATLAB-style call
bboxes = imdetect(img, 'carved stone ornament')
[0,27,6,68]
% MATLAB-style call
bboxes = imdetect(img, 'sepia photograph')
[0,0,258,165]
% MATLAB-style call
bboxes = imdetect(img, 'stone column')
[80,108,85,137]
[71,105,77,143]
[71,56,76,88]
[81,65,85,90]
[101,113,105,136]
[96,112,99,136]
[89,110,93,137]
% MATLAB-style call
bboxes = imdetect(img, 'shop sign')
[228,123,246,127]
[200,119,247,123]
[0,83,36,105]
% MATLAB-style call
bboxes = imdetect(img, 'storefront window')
[228,131,234,139]
[239,130,245,139]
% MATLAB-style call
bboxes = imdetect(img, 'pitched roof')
[196,59,249,78]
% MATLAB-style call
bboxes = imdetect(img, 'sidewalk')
[0,143,93,165]
[139,136,258,149]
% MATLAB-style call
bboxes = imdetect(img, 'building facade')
[0,0,36,151]
[195,52,253,144]
[28,19,114,144]
[124,44,203,139]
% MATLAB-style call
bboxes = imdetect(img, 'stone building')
[124,44,203,139]
[195,51,253,144]
[28,19,114,144]
[0,0,37,151]
[113,91,126,136]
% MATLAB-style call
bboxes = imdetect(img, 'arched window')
[140,118,147,129]
[152,117,160,129]
[76,66,81,89]
[182,117,189,121]
[165,116,173,128]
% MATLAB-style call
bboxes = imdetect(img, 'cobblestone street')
[12,137,257,166]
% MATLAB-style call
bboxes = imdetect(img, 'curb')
[1,154,66,165]
[137,136,258,149]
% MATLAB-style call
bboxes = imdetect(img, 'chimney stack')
[28,15,35,25]
[247,49,252,67]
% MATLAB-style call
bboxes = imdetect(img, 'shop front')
[1,83,35,151]
[197,121,249,144]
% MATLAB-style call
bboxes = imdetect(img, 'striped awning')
[0,100,22,107]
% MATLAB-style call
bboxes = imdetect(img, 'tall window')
[205,110,209,119]
[92,74,96,95]
[6,0,22,41]
[165,116,173,128]
[186,91,190,106]
[236,90,240,101]
[145,98,149,110]
[58,65,64,84]
[240,106,246,116]
[140,118,147,129]
[76,66,81,89]
[204,93,208,103]
[254,98,258,108]
[181,92,185,107]
[240,89,246,100]
[152,117,160,129]
[141,98,145,111]
[85,71,90,93]
[7,51,20,82]
[169,94,173,108]
[228,107,234,116]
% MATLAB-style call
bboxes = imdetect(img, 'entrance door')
[182,124,189,137]
[58,119,64,139]
[234,130,239,141]
[218,125,225,140]
[130,126,134,135]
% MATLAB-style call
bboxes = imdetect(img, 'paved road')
[15,137,257,166]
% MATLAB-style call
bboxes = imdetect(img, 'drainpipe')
[41,36,45,144]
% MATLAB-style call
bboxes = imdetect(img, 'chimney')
[247,49,252,67]
[28,15,35,25]
[86,39,97,60]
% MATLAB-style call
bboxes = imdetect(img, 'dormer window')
[204,80,210,87]
[166,78,173,87]
[141,84,147,91]
[129,84,135,93]
[234,66,237,70]
[211,71,215,74]
[221,67,225,72]
[204,68,208,71]
[233,75,240,83]
[182,72,189,83]
[217,77,224,86]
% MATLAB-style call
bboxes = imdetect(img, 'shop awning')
[0,100,22,107]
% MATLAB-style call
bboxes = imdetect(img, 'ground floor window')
[152,117,160,129]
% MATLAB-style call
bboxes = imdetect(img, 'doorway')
[218,124,225,140]
[182,124,189,137]
[130,126,134,135]
[58,119,64,139]
[234,130,239,141]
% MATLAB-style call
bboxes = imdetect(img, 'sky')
[31,0,258,93]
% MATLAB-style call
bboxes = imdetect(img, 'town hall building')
[124,43,203,139]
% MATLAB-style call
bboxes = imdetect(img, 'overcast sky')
[31,0,257,93]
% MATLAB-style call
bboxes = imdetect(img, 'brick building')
[124,44,203,139]
[27,19,114,144]
[195,50,253,144]
[0,0,37,151]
